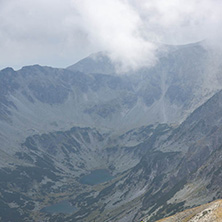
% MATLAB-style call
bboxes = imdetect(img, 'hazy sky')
[0,0,221,71]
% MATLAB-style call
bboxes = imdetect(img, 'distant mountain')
[1,42,222,221]
[1,43,220,136]
[67,51,116,75]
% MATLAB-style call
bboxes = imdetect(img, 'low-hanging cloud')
[73,0,158,72]
[0,0,222,71]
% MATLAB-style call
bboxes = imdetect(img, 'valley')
[0,42,222,221]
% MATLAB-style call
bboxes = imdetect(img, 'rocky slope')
[123,90,222,222]
[68,90,222,222]
[153,199,222,222]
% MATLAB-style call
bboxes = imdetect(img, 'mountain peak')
[67,51,116,75]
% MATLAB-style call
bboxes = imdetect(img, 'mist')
[0,0,221,70]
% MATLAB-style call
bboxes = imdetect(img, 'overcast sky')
[0,0,222,71]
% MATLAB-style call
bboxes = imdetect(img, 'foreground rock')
[144,199,222,222]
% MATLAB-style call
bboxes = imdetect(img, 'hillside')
[153,199,222,222]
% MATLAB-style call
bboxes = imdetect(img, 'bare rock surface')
[152,199,222,222]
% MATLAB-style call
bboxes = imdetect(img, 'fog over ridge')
[0,0,222,70]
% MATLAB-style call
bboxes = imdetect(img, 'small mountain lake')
[41,200,76,215]
[79,169,114,185]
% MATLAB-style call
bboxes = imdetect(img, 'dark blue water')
[79,169,114,185]
[41,200,76,214]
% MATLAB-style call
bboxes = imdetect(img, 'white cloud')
[0,0,222,71]
[0,0,89,69]
[73,0,158,72]
[131,0,222,45]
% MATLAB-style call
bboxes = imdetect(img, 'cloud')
[0,0,222,71]
[73,0,158,72]
[72,0,222,72]
[131,0,222,45]
[0,0,89,69]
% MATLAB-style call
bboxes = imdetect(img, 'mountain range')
[0,42,222,222]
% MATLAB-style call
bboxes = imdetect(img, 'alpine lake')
[41,169,114,214]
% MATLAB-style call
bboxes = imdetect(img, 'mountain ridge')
[1,42,222,221]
